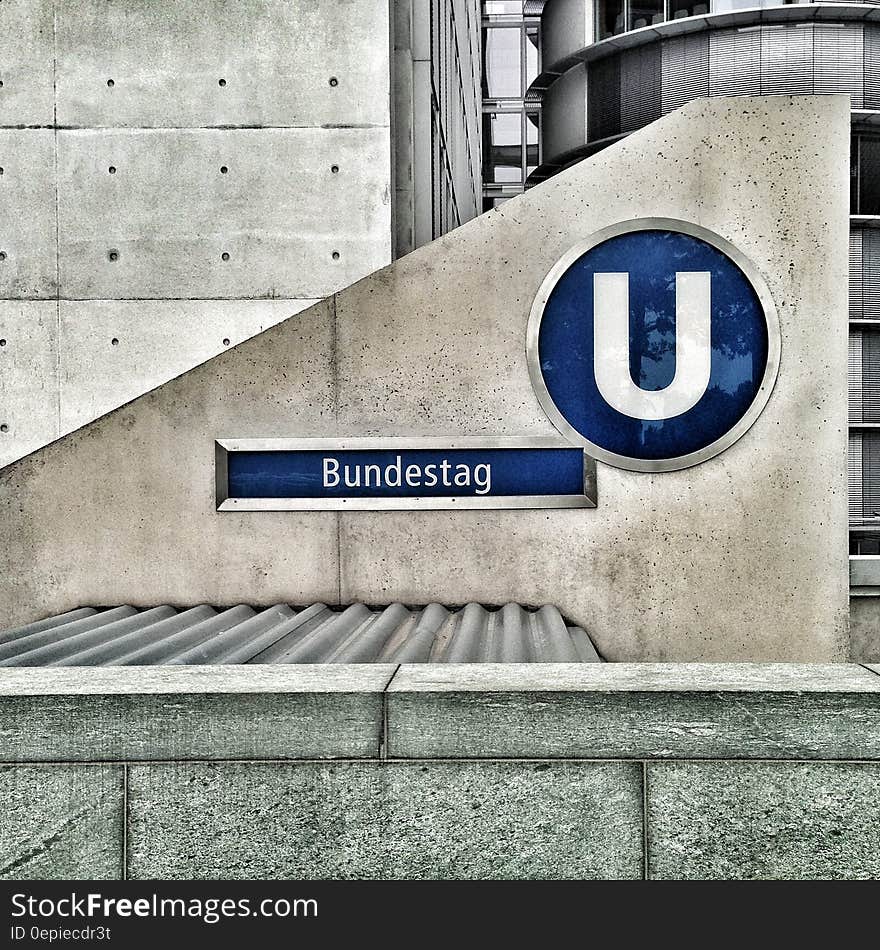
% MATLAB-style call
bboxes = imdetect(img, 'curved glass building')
[517,0,880,554]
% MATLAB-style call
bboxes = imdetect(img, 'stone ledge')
[0,665,395,762]
[386,663,880,760]
[4,663,880,762]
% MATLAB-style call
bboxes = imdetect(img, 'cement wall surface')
[0,0,395,466]
[0,95,851,661]
[2,663,880,879]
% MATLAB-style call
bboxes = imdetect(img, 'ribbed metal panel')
[867,230,880,314]
[851,228,880,320]
[852,229,865,320]
[759,24,812,97]
[708,28,761,98]
[587,55,620,142]
[814,24,864,107]
[849,431,880,525]
[849,327,880,425]
[660,33,709,116]
[866,24,880,110]
[0,603,603,666]
[620,45,661,134]
[850,430,864,524]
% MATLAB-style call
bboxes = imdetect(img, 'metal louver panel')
[850,330,864,423]
[866,25,880,110]
[866,230,880,315]
[760,24,813,96]
[814,24,864,107]
[588,55,621,142]
[850,431,864,524]
[620,45,661,134]
[850,328,880,425]
[709,28,760,98]
[0,603,604,666]
[852,228,880,321]
[849,431,880,525]
[661,33,709,115]
[851,229,864,320]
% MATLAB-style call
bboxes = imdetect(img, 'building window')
[630,0,664,30]
[484,111,522,182]
[596,0,625,40]
[854,135,880,217]
[481,3,542,207]
[597,0,793,40]
[484,26,523,98]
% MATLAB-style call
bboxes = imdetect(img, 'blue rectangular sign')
[216,439,595,511]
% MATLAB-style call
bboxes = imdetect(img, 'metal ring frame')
[525,217,782,473]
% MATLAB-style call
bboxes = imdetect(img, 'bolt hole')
[331,164,339,174]
[329,76,338,87]
[108,250,119,262]
[0,81,4,90]
[222,338,230,346]
[218,78,227,87]
[331,251,340,260]
[0,252,6,262]
[0,167,4,175]
[111,338,119,346]
[0,339,6,346]
[220,165,228,174]
[0,425,8,434]
[221,252,230,261]
[106,78,114,88]
[108,166,116,174]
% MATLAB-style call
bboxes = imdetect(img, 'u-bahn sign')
[527,218,780,472]
[215,438,596,510]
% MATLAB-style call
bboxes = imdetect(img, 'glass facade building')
[481,2,542,209]
[522,0,880,557]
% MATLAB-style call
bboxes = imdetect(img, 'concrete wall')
[0,0,394,466]
[0,95,850,661]
[3,664,880,879]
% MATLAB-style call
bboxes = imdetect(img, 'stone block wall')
[3,664,880,880]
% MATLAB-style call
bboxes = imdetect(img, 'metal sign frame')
[215,437,597,511]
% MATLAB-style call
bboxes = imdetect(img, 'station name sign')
[215,438,596,511]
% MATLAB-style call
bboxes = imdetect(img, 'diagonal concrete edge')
[0,95,851,661]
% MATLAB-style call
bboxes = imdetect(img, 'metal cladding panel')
[866,25,880,110]
[849,327,880,425]
[814,24,864,106]
[850,430,864,524]
[759,24,813,97]
[850,228,880,322]
[0,604,603,666]
[587,56,621,142]
[660,33,709,116]
[850,431,880,525]
[620,45,661,134]
[851,229,865,321]
[708,28,761,99]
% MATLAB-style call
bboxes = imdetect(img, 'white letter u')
[593,271,711,420]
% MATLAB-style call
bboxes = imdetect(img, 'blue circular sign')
[527,220,780,472]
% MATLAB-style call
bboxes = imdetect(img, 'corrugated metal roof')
[0,603,602,666]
